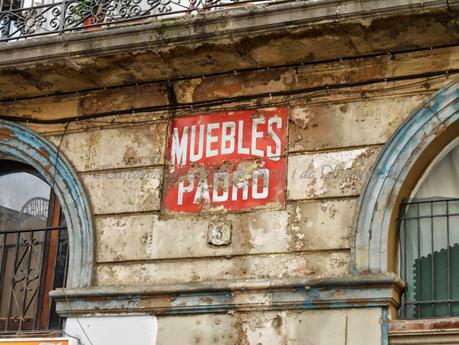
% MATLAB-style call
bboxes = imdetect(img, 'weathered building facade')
[0,0,459,344]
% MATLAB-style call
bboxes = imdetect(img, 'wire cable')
[1,42,458,105]
[0,69,457,125]
[62,289,96,345]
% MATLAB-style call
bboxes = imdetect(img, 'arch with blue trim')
[0,120,93,288]
[354,79,459,274]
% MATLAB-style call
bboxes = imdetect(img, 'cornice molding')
[390,329,459,345]
[51,273,403,316]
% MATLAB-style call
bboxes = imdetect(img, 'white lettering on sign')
[171,117,283,166]
[171,127,188,166]
[177,168,270,205]
[221,122,236,155]
[190,125,204,162]
[252,169,269,199]
[267,116,282,160]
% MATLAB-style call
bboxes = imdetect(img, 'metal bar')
[0,233,8,329]
[0,227,67,234]
[430,201,435,317]
[18,233,32,332]
[19,231,35,332]
[11,239,32,332]
[55,234,69,330]
[31,232,43,331]
[58,0,65,33]
[14,241,31,272]
[400,198,459,206]
[48,226,63,329]
[402,216,407,318]
[23,289,38,324]
[446,200,451,316]
[1,240,44,249]
[33,229,48,331]
[0,233,7,299]
[6,232,21,331]
[399,212,459,221]
[417,203,421,319]
[405,299,459,304]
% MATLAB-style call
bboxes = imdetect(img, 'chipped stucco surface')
[0,8,456,342]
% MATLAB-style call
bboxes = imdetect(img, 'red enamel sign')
[163,107,287,213]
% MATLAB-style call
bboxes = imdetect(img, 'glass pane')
[400,139,459,319]
[0,230,46,331]
[0,164,68,333]
[0,172,51,231]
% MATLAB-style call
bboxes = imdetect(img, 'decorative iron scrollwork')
[0,0,241,41]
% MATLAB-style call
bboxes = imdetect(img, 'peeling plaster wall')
[0,10,456,343]
[4,51,451,284]
[155,308,383,345]
[30,79,448,287]
[64,308,384,345]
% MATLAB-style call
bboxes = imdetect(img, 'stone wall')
[4,47,453,287]
[0,3,458,343]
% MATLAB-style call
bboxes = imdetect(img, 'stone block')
[287,198,356,251]
[155,309,383,345]
[82,168,163,215]
[95,198,356,262]
[288,96,429,152]
[286,308,383,345]
[49,123,167,172]
[95,210,290,262]
[96,214,156,262]
[241,312,287,345]
[95,251,350,285]
[287,147,380,200]
[156,314,236,345]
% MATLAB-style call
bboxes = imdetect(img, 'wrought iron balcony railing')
[0,0,259,42]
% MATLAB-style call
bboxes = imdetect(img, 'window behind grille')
[398,135,459,320]
[399,198,459,319]
[0,160,68,334]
